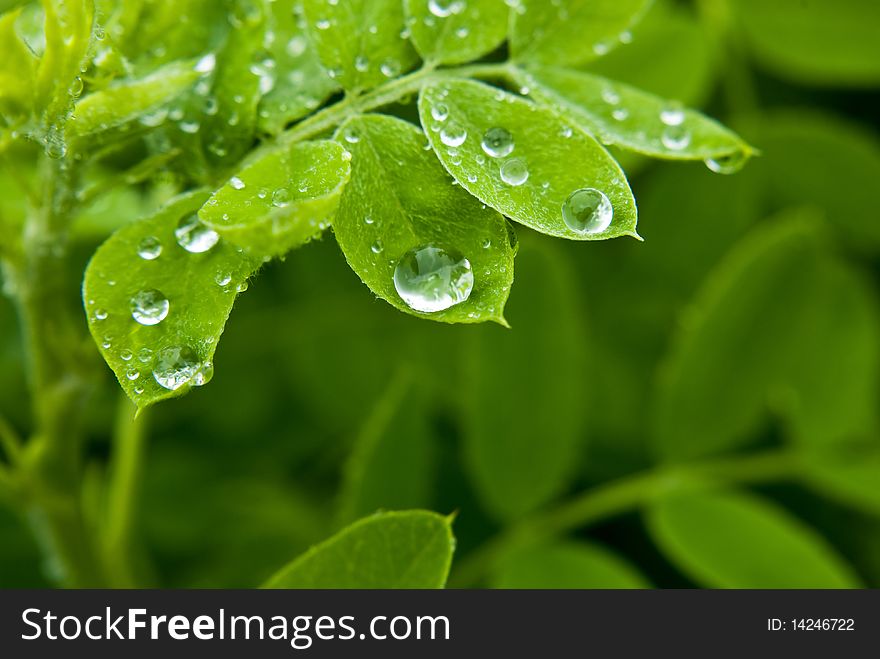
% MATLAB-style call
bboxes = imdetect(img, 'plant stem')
[449,449,801,588]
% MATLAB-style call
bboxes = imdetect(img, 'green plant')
[1,0,879,590]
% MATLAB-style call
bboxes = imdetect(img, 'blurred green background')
[2,0,880,588]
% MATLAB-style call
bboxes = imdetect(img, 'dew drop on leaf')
[393,245,474,313]
[440,121,467,147]
[137,236,162,260]
[500,158,529,186]
[175,215,220,253]
[704,151,749,175]
[661,125,691,150]
[481,127,514,158]
[562,188,613,235]
[660,102,685,127]
[153,346,201,391]
[130,289,170,326]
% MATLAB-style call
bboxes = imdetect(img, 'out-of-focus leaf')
[403,0,507,65]
[419,79,638,241]
[586,1,714,105]
[257,1,339,134]
[338,370,435,524]
[731,0,880,87]
[0,8,37,122]
[652,212,880,460]
[36,0,94,119]
[801,448,880,518]
[199,140,350,257]
[463,239,588,520]
[332,114,515,324]
[520,66,752,161]
[510,0,652,67]
[264,511,455,588]
[648,489,862,588]
[746,109,880,251]
[493,540,649,589]
[83,190,262,407]
[300,0,418,93]
[69,60,202,139]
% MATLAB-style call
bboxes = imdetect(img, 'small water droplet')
[192,361,214,387]
[138,348,153,363]
[661,125,691,150]
[393,245,474,313]
[562,188,613,235]
[130,289,170,326]
[500,158,529,186]
[431,103,449,122]
[94,309,108,321]
[229,176,246,190]
[137,237,162,260]
[428,0,465,17]
[120,349,133,362]
[440,121,467,147]
[660,102,685,126]
[612,108,629,121]
[175,215,219,253]
[195,53,216,73]
[153,346,201,391]
[371,240,383,254]
[343,127,360,143]
[481,127,514,158]
[704,151,748,175]
[272,188,291,207]
[354,55,369,72]
[126,368,140,381]
[601,88,620,105]
[380,58,400,77]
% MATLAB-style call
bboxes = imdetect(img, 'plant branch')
[449,449,801,588]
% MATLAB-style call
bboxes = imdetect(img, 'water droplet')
[195,53,216,73]
[316,18,331,30]
[137,236,162,260]
[70,76,84,97]
[371,240,383,254]
[393,245,474,313]
[660,102,685,126]
[500,158,529,186]
[272,188,291,207]
[431,103,449,122]
[612,108,629,121]
[354,55,369,72]
[134,385,145,395]
[481,127,514,158]
[94,309,108,321]
[126,369,140,381]
[428,0,465,17]
[120,349,133,362]
[704,151,748,175]
[601,88,620,105]
[380,58,400,78]
[175,215,220,253]
[130,289,170,326]
[192,361,214,387]
[215,271,233,287]
[364,215,374,225]
[229,176,246,190]
[661,125,691,150]
[440,122,467,147]
[179,120,200,134]
[153,346,201,391]
[138,348,153,363]
[562,188,613,235]
[343,127,360,143]
[287,36,307,57]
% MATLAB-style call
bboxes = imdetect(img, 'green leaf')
[731,0,880,87]
[519,66,752,161]
[419,78,638,240]
[69,59,202,139]
[83,190,263,407]
[493,541,649,588]
[510,0,652,67]
[36,0,94,119]
[301,0,418,93]
[0,8,37,122]
[647,489,861,588]
[652,211,880,460]
[747,109,880,251]
[257,0,339,135]
[801,448,880,518]
[403,0,508,65]
[199,140,351,257]
[263,510,455,588]
[332,113,515,324]
[463,239,588,520]
[338,370,435,525]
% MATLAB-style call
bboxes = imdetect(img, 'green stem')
[102,398,149,587]
[449,449,801,588]
[0,412,21,464]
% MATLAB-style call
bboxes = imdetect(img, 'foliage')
[0,0,878,590]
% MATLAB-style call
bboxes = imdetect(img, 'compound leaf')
[264,511,455,588]
[301,0,418,93]
[419,78,637,240]
[493,541,649,589]
[510,0,652,67]
[332,113,515,325]
[404,0,508,65]
[520,66,752,161]
[648,489,861,588]
[199,140,351,257]
[83,190,262,408]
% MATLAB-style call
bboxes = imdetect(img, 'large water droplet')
[440,121,467,147]
[704,151,748,175]
[562,188,613,235]
[393,246,474,313]
[153,346,201,391]
[130,289,170,326]
[137,236,162,260]
[175,214,219,253]
[500,158,529,186]
[481,127,514,158]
